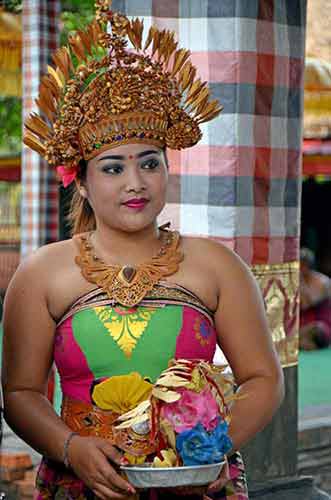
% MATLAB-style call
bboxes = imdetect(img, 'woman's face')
[82,143,168,233]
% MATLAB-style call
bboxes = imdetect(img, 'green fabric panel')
[71,305,183,382]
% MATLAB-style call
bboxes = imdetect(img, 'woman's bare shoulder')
[30,238,77,260]
[14,239,77,277]
[181,235,250,275]
[183,235,259,294]
[7,239,80,301]
[6,237,90,321]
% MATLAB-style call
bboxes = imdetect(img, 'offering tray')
[121,461,225,488]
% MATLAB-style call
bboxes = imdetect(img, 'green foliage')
[0,97,22,155]
[2,0,22,13]
[60,0,94,44]
[2,0,94,15]
[61,0,94,12]
[61,12,94,45]
[0,0,95,156]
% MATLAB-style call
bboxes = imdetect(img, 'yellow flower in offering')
[153,449,177,468]
[124,453,147,465]
[186,367,205,392]
[92,373,152,414]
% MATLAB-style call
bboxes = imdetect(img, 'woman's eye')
[141,158,160,169]
[101,164,123,174]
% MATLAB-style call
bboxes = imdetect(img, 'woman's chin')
[109,215,157,234]
[115,205,165,233]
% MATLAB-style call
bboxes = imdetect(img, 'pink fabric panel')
[169,146,299,178]
[174,306,217,361]
[54,317,94,403]
[190,52,299,88]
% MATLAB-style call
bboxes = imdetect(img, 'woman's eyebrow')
[97,150,160,162]
[136,150,160,159]
[98,154,124,161]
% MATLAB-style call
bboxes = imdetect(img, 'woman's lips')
[123,198,149,210]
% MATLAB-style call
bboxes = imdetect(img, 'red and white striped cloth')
[21,0,60,256]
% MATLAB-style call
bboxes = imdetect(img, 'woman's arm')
[212,244,284,451]
[2,251,135,500]
[2,253,71,458]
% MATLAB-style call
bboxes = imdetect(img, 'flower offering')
[114,359,237,468]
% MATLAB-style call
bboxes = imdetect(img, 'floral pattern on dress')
[208,452,249,500]
[194,316,213,347]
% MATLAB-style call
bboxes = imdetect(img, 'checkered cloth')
[21,0,60,257]
[113,0,306,265]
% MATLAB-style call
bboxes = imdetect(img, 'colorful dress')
[36,282,248,499]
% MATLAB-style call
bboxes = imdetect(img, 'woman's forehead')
[94,143,163,162]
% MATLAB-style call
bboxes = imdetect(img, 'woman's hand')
[67,435,137,500]
[205,458,230,497]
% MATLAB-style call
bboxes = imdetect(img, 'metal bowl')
[121,461,225,488]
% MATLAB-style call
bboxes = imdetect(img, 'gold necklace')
[75,227,183,307]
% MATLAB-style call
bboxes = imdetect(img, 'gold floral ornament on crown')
[23,0,223,187]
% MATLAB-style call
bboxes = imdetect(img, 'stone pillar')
[242,367,315,499]
[243,367,298,482]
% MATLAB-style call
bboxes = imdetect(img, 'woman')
[2,2,284,499]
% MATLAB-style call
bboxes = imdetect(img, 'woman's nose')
[124,165,146,192]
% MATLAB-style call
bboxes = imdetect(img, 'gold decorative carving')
[251,262,299,367]
[75,228,183,307]
[95,305,157,358]
[23,0,222,172]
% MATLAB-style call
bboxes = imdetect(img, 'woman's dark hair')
[68,159,96,235]
[68,147,169,235]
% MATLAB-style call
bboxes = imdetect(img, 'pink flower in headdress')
[56,165,78,188]
[161,387,219,433]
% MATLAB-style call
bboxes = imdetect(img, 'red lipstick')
[123,198,149,210]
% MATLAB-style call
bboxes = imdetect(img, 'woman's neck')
[90,222,164,265]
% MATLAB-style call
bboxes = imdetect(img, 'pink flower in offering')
[56,165,78,188]
[161,388,219,433]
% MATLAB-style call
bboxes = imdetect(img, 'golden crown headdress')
[23,0,222,186]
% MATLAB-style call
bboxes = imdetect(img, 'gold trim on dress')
[57,281,214,328]
[251,262,299,367]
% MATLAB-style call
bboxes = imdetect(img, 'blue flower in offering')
[212,419,233,457]
[176,419,232,466]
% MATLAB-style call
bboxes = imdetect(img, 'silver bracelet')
[63,431,79,468]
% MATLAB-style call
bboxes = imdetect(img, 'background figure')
[299,247,331,350]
